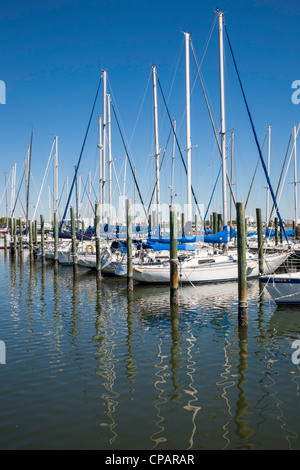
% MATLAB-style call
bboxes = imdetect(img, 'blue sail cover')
[148,226,230,245]
[265,228,295,238]
[202,227,229,244]
[142,241,196,252]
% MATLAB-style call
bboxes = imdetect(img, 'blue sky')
[0,0,299,223]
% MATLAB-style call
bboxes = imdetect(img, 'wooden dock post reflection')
[235,327,254,445]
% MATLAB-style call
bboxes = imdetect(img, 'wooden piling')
[148,214,152,238]
[33,220,37,247]
[170,204,179,305]
[13,218,17,253]
[71,207,78,276]
[126,199,133,292]
[19,218,23,254]
[95,202,101,286]
[29,220,34,260]
[181,213,185,237]
[256,208,263,274]
[40,214,45,263]
[213,212,218,234]
[237,202,248,327]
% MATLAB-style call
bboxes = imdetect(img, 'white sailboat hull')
[77,253,119,274]
[260,272,300,304]
[58,250,73,266]
[131,252,289,285]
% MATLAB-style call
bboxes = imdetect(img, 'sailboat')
[121,10,291,285]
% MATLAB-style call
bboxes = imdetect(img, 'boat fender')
[134,267,143,273]
[247,262,256,270]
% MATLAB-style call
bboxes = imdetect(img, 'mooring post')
[19,218,23,255]
[237,202,248,327]
[170,204,179,306]
[212,212,217,234]
[54,211,59,270]
[33,220,37,247]
[148,214,152,239]
[71,207,78,277]
[181,212,185,237]
[95,202,101,287]
[9,219,13,254]
[40,214,45,263]
[256,208,263,274]
[13,218,17,253]
[218,213,222,232]
[29,220,34,260]
[126,198,133,292]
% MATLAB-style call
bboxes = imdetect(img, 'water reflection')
[93,285,119,445]
[125,292,138,383]
[184,329,201,450]
[235,327,254,449]
[3,252,300,449]
[170,305,182,399]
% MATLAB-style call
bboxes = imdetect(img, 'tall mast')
[48,185,51,224]
[217,11,228,238]
[88,170,92,226]
[266,125,271,227]
[102,70,107,212]
[98,115,103,207]
[107,94,113,223]
[134,166,136,220]
[184,32,192,223]
[78,173,81,221]
[152,65,161,224]
[53,135,59,214]
[171,119,176,206]
[26,131,34,231]
[294,124,298,227]
[11,164,16,220]
[230,131,234,228]
[5,172,8,229]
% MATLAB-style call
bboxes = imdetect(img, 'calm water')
[1,250,300,450]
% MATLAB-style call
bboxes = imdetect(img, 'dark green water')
[1,250,300,450]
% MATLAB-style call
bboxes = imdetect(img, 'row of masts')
[153,12,228,232]
[2,10,299,232]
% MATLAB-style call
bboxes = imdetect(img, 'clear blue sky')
[0,0,299,223]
